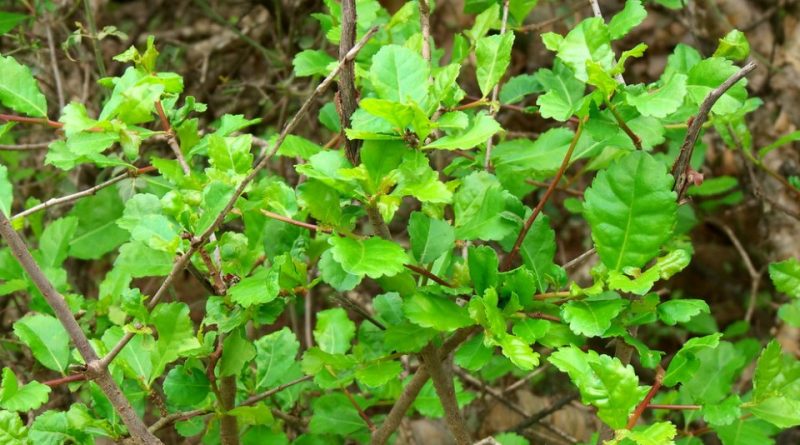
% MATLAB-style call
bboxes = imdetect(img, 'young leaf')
[535,62,586,121]
[328,236,409,279]
[519,215,559,293]
[713,29,750,61]
[626,73,687,118]
[0,368,51,412]
[768,258,800,299]
[561,292,627,337]
[541,17,614,82]
[453,171,519,241]
[369,45,430,105]
[404,293,473,331]
[423,113,500,150]
[0,55,48,117]
[584,151,677,271]
[293,49,335,77]
[658,299,710,325]
[255,327,301,390]
[0,411,27,442]
[607,0,647,40]
[314,308,356,354]
[228,264,281,307]
[454,333,494,371]
[13,314,70,374]
[150,302,202,382]
[662,333,721,387]
[408,212,455,264]
[475,32,515,97]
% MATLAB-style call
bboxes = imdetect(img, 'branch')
[370,327,477,445]
[418,0,432,62]
[42,373,86,387]
[12,166,156,220]
[418,344,471,445]
[483,0,510,170]
[338,0,362,165]
[502,117,586,271]
[0,141,54,151]
[626,367,665,430]
[0,113,63,128]
[101,26,380,370]
[671,61,757,200]
[509,392,579,433]
[155,100,190,174]
[0,211,161,445]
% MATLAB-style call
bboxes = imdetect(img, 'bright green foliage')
[769,258,800,299]
[0,368,50,412]
[329,236,408,279]
[584,151,677,271]
[13,314,70,373]
[0,54,47,117]
[475,32,515,97]
[549,346,648,428]
[0,2,788,443]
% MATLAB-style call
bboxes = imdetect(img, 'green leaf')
[408,212,455,264]
[519,215,559,293]
[625,421,677,445]
[423,113,500,150]
[255,327,301,390]
[328,236,408,279]
[658,299,710,325]
[370,45,430,105]
[608,0,647,40]
[219,328,256,377]
[541,17,614,82]
[356,360,402,387]
[0,368,50,412]
[163,364,210,408]
[626,73,688,118]
[393,151,453,204]
[454,333,494,371]
[468,245,499,296]
[748,396,800,428]
[492,128,576,179]
[549,346,648,428]
[583,151,677,271]
[769,258,800,299]
[0,12,28,34]
[682,341,747,404]
[453,171,519,241]
[309,393,367,436]
[384,322,437,353]
[561,292,627,337]
[475,32,515,97]
[67,187,128,260]
[292,49,335,77]
[0,165,11,217]
[319,249,361,291]
[114,241,174,278]
[497,334,540,370]
[13,314,70,373]
[197,181,235,234]
[38,217,78,268]
[228,263,281,307]
[714,29,750,61]
[314,308,356,354]
[704,395,742,426]
[0,411,28,443]
[716,418,778,445]
[404,293,473,331]
[535,62,586,121]
[414,379,475,418]
[150,302,202,383]
[663,333,721,387]
[686,57,748,115]
[117,194,179,253]
[499,74,541,104]
[0,55,48,117]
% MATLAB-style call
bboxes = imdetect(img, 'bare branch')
[0,211,161,445]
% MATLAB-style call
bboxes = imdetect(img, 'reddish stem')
[626,367,665,430]
[0,113,63,128]
[646,403,700,410]
[43,373,87,387]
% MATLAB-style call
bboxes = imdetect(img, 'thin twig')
[343,386,377,432]
[454,367,528,417]
[562,247,596,271]
[484,0,510,170]
[502,118,586,271]
[608,102,642,149]
[0,211,161,444]
[100,26,381,370]
[0,113,63,128]
[0,141,54,151]
[45,20,65,111]
[155,100,190,174]
[671,61,757,200]
[626,367,664,430]
[12,166,156,220]
[706,219,761,322]
[646,403,701,410]
[509,392,579,433]
[42,373,87,387]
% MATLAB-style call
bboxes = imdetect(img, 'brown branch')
[101,26,380,370]
[219,374,240,445]
[0,113,63,128]
[646,403,700,410]
[502,117,586,271]
[509,392,579,433]
[338,0,362,165]
[527,312,561,323]
[563,247,596,271]
[403,264,455,288]
[608,102,642,150]
[45,20,65,111]
[483,0,510,170]
[155,100,191,174]
[706,219,761,322]
[42,373,86,387]
[0,211,161,444]
[626,367,665,430]
[371,327,477,445]
[418,345,471,444]
[671,61,757,200]
[0,141,54,151]
[419,0,432,62]
[343,386,376,432]
[12,166,156,220]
